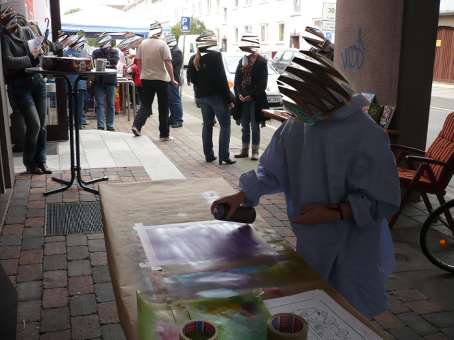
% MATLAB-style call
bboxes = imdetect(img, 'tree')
[171,17,207,39]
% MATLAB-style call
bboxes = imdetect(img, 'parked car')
[221,52,283,109]
[271,48,299,74]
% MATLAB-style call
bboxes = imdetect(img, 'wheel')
[420,200,454,273]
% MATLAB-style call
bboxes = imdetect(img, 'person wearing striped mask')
[165,34,184,128]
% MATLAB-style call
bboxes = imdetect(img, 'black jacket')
[233,55,269,123]
[92,48,119,86]
[171,47,183,85]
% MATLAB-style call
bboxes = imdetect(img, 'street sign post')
[181,16,191,33]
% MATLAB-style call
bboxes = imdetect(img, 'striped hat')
[149,21,162,38]
[57,31,72,48]
[71,36,87,51]
[118,35,143,50]
[0,7,18,32]
[164,34,177,49]
[239,34,260,52]
[97,32,113,48]
[303,26,334,60]
[196,30,217,51]
[278,50,353,119]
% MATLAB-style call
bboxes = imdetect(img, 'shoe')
[235,144,249,158]
[26,166,43,175]
[219,158,236,165]
[97,127,105,130]
[251,145,259,161]
[38,163,52,174]
[82,121,88,126]
[251,153,259,161]
[131,126,141,136]
[206,155,217,163]
[171,122,183,128]
[159,136,174,142]
[107,127,115,132]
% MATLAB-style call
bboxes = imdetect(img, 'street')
[428,83,454,147]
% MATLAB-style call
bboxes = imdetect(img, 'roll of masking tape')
[267,313,308,340]
[180,320,218,340]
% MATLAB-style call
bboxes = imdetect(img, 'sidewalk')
[3,94,454,339]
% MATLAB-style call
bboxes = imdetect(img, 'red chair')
[391,112,454,226]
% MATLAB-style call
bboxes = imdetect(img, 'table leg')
[131,82,136,121]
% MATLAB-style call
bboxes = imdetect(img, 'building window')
[245,0,252,5]
[245,25,252,34]
[224,8,228,23]
[278,23,285,41]
[293,0,301,12]
[235,27,239,42]
[207,0,211,13]
[234,0,239,8]
[260,23,269,42]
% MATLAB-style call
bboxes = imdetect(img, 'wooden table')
[99,178,384,340]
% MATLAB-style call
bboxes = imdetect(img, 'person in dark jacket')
[92,33,119,131]
[187,31,235,165]
[1,7,51,174]
[234,34,268,160]
[165,34,184,128]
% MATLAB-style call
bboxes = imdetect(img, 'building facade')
[125,0,332,57]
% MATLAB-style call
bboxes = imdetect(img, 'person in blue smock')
[63,35,89,128]
[211,50,401,318]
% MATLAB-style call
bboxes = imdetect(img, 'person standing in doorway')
[92,33,119,131]
[234,34,268,161]
[131,21,178,141]
[1,7,51,174]
[165,34,184,128]
[187,31,235,165]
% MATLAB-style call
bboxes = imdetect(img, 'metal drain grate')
[45,201,103,236]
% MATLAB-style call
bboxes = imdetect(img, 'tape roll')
[180,320,218,340]
[267,313,308,340]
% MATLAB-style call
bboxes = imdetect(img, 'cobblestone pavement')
[2,89,454,339]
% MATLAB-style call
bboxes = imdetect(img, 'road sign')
[181,16,191,33]
[321,20,335,32]
[323,3,336,21]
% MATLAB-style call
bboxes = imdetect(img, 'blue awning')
[62,24,148,37]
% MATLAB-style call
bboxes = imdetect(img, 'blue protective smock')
[239,94,401,318]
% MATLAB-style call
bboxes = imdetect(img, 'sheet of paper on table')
[265,289,382,340]
[136,220,276,268]
[27,37,44,51]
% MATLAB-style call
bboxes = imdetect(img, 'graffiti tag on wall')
[341,28,365,70]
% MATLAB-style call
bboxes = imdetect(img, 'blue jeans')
[77,89,87,125]
[94,84,115,129]
[168,84,183,124]
[240,101,260,147]
[7,75,47,168]
[198,95,231,161]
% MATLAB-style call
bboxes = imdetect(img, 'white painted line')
[431,106,453,112]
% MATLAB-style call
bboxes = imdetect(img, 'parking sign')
[181,17,191,33]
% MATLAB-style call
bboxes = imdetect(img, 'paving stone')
[43,255,67,271]
[45,236,65,243]
[392,289,427,302]
[66,234,87,247]
[398,312,438,336]
[25,217,44,228]
[21,237,44,250]
[39,329,71,340]
[43,270,67,288]
[388,326,423,340]
[1,259,18,275]
[407,300,444,314]
[70,294,97,316]
[95,282,115,302]
[42,288,68,308]
[17,300,41,322]
[17,264,42,282]
[27,208,45,218]
[27,200,45,209]
[19,249,43,265]
[68,275,94,295]
[374,311,404,329]
[40,307,69,333]
[68,260,91,277]
[92,265,111,283]
[423,311,454,328]
[88,238,106,252]
[0,234,22,246]
[101,324,126,340]
[0,245,21,259]
[23,227,43,238]
[44,242,66,256]
[89,252,107,266]
[2,224,24,236]
[16,322,40,340]
[71,314,101,339]
[98,302,120,324]
[67,246,89,261]
[17,281,42,301]
[87,233,104,240]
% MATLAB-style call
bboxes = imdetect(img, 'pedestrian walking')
[1,7,51,174]
[165,34,184,128]
[92,33,119,131]
[187,31,235,165]
[131,21,178,141]
[233,34,268,161]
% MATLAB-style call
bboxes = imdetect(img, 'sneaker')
[38,163,52,174]
[131,127,141,136]
[97,127,105,130]
[159,136,173,142]
[107,127,116,132]
[171,122,183,128]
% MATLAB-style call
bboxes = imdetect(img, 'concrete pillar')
[335,0,440,149]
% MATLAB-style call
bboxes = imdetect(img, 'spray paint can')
[213,203,256,224]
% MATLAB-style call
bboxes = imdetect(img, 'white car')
[221,52,283,109]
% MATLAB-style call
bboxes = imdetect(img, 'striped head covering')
[196,30,217,51]
[57,31,72,48]
[0,7,18,32]
[239,34,260,52]
[164,34,177,49]
[71,36,87,51]
[303,26,334,61]
[97,32,113,49]
[278,50,353,120]
[118,35,143,51]
[149,21,162,38]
